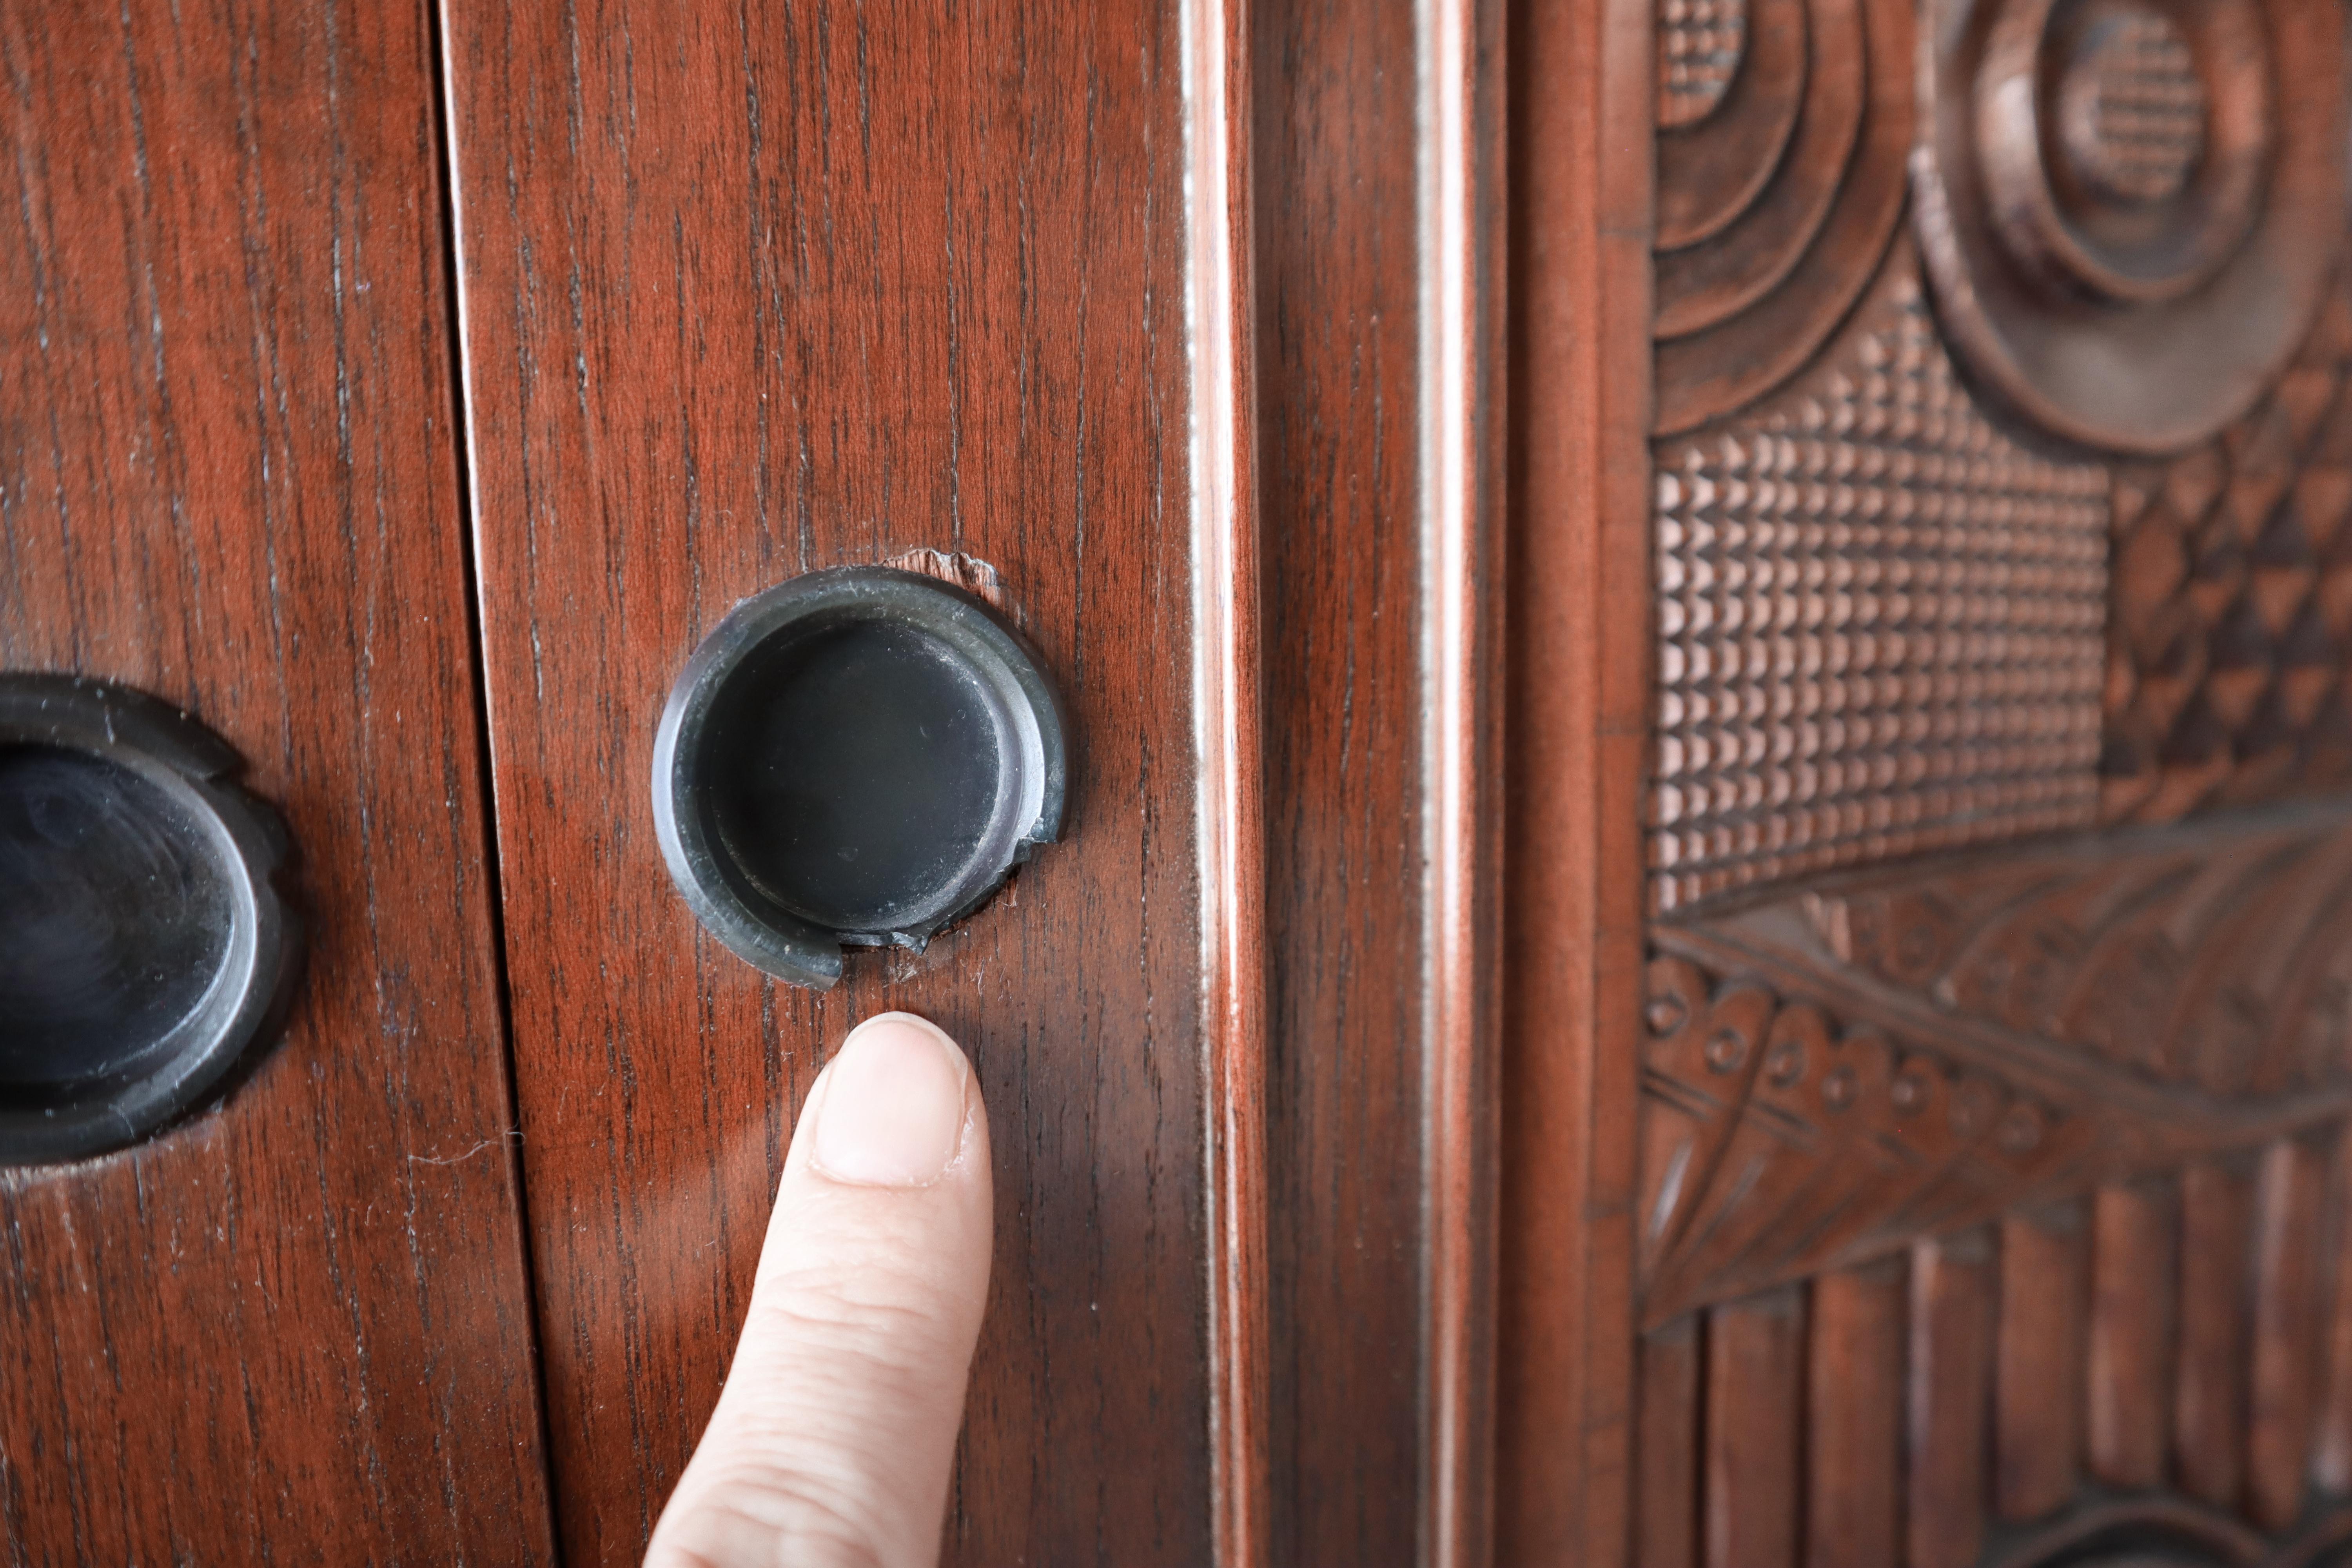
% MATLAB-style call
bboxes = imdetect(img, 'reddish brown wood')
[0,0,553,1560]
[1254,0,1504,1561]
[2102,284,2352,824]
[1909,1230,1996,1568]
[2248,1136,2328,1530]
[2315,1133,2352,1492]
[2175,1160,2254,1509]
[2090,1178,2180,1491]
[1914,0,2345,456]
[1807,1261,1905,1568]
[1635,1318,1701,1568]
[1498,0,1654,1557]
[1704,1289,1803,1568]
[1252,0,1425,1555]
[440,1,1242,1563]
[1417,9,1508,1559]
[1998,1203,2088,1522]
[1182,4,1274,1562]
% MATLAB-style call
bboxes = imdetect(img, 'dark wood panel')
[1252,0,1503,1560]
[0,0,554,1561]
[1254,0,1426,1557]
[440,2,1226,1563]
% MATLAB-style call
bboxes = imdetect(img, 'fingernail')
[810,1012,972,1188]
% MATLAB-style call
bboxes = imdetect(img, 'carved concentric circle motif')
[1915,0,2348,454]
[1651,0,1913,432]
[2057,9,2208,204]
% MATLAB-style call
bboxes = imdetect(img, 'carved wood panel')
[1635,0,2352,1557]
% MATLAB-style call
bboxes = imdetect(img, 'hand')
[645,1011,994,1568]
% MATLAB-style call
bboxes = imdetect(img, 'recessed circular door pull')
[0,675,300,1163]
[653,565,1068,989]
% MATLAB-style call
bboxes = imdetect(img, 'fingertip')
[809,1011,981,1189]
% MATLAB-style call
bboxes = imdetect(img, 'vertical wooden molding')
[2315,1128,2352,1492]
[1499,0,1655,1551]
[2247,1136,2327,1530]
[1635,1319,1702,1568]
[1704,1290,1805,1568]
[1908,1230,1997,1568]
[2174,1161,2254,1510]
[1418,1,1504,1565]
[1808,1263,1906,1568]
[2089,1178,2180,1490]
[1181,2,1271,1564]
[1997,1203,2090,1523]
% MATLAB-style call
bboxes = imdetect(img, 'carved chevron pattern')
[1638,800,2352,1323]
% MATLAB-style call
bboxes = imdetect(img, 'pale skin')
[644,1011,995,1568]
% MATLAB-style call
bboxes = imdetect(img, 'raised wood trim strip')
[2089,1178,2180,1491]
[1635,1319,1702,1568]
[1908,1230,1997,1568]
[1498,0,1656,1551]
[1705,1289,1804,1568]
[1418,0,1505,1564]
[1181,1,1271,1562]
[1998,1203,2089,1523]
[2175,1160,2254,1510]
[1807,1262,1906,1568]
[2248,1136,2328,1530]
[2315,1130,2352,1492]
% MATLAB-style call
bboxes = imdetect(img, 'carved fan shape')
[1913,0,2349,454]
[1637,800,2352,1323]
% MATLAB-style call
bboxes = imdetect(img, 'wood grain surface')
[1633,1321,1699,1568]
[2089,1178,2179,1491]
[0,0,555,1561]
[1807,1262,1904,1568]
[1253,0,1430,1557]
[1998,1204,2089,1523]
[2247,1136,2328,1530]
[2176,1161,2253,1510]
[1907,1230,1996,1568]
[1703,1289,1802,1568]
[1253,0,1502,1560]
[1498,0,1655,1555]
[440,2,1224,1562]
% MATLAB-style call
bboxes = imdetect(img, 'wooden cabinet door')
[4,1,1500,1561]
[0,1,555,1561]
[1499,0,2352,1563]
[438,2,1499,1565]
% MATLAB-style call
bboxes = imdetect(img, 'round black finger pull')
[653,565,1067,989]
[0,675,299,1163]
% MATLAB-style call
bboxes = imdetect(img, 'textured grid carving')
[2059,8,2208,205]
[1651,268,2110,913]
[1657,0,1748,129]
[2103,281,2352,823]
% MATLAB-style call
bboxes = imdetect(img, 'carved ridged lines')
[1635,1142,2352,1568]
[1639,801,2352,1321]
